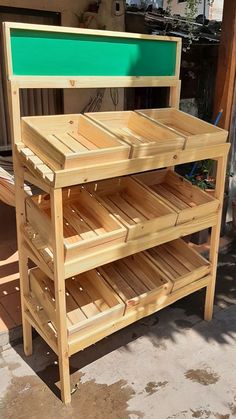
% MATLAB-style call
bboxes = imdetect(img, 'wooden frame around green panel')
[3,22,181,89]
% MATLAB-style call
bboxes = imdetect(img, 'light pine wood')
[136,108,228,147]
[3,22,230,405]
[204,154,228,321]
[25,186,126,262]
[86,111,185,158]
[5,79,33,356]
[68,275,210,355]
[23,211,218,279]
[85,176,177,240]
[18,142,230,188]
[21,114,130,170]
[4,21,181,42]
[50,188,71,404]
[133,169,220,225]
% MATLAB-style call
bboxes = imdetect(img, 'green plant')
[185,159,233,190]
[185,159,215,190]
[166,0,173,15]
[184,0,201,50]
[166,0,215,51]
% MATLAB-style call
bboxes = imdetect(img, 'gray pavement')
[1,243,236,419]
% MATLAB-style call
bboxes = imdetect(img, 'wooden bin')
[99,252,171,314]
[146,238,210,291]
[21,114,130,170]
[85,176,177,240]
[85,111,185,158]
[25,186,127,261]
[136,108,228,148]
[29,268,125,336]
[133,169,220,225]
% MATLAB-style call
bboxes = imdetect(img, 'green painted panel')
[10,29,177,77]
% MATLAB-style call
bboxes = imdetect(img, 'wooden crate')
[146,238,210,291]
[86,111,185,158]
[25,186,127,261]
[85,176,177,240]
[21,114,130,170]
[99,252,171,313]
[136,108,228,148]
[29,268,125,336]
[133,169,220,225]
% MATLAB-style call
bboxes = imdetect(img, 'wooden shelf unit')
[4,22,229,405]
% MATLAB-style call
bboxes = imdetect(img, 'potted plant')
[185,159,230,244]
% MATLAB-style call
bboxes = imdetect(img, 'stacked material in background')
[0,157,38,206]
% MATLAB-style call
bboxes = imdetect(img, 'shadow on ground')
[11,240,236,402]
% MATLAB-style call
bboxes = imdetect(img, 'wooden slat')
[54,133,88,153]
[100,264,137,300]
[69,133,98,150]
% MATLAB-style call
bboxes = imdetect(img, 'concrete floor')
[1,244,236,419]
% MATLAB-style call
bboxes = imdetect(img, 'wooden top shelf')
[18,107,229,189]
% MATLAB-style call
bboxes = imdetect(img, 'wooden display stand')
[3,22,229,404]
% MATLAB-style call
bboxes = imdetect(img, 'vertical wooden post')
[204,152,228,321]
[15,159,33,356]
[169,81,181,109]
[213,0,236,130]
[6,82,33,355]
[50,188,71,404]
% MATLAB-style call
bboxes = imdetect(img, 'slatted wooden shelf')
[137,108,228,148]
[29,240,209,338]
[134,169,220,224]
[86,111,185,158]
[23,211,218,279]
[86,176,177,240]
[25,186,126,261]
[28,239,210,355]
[146,238,210,291]
[21,114,130,170]
[18,142,229,189]
[5,22,229,405]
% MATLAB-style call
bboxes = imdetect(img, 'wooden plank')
[99,264,137,300]
[205,154,228,321]
[53,143,230,188]
[24,304,58,355]
[66,277,100,318]
[50,188,71,404]
[77,273,110,312]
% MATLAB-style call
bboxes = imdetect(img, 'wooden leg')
[14,160,33,355]
[51,188,71,404]
[204,154,228,321]
[20,252,33,356]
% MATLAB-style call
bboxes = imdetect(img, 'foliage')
[184,0,201,50]
[185,159,215,190]
[185,159,233,190]
[166,0,215,51]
